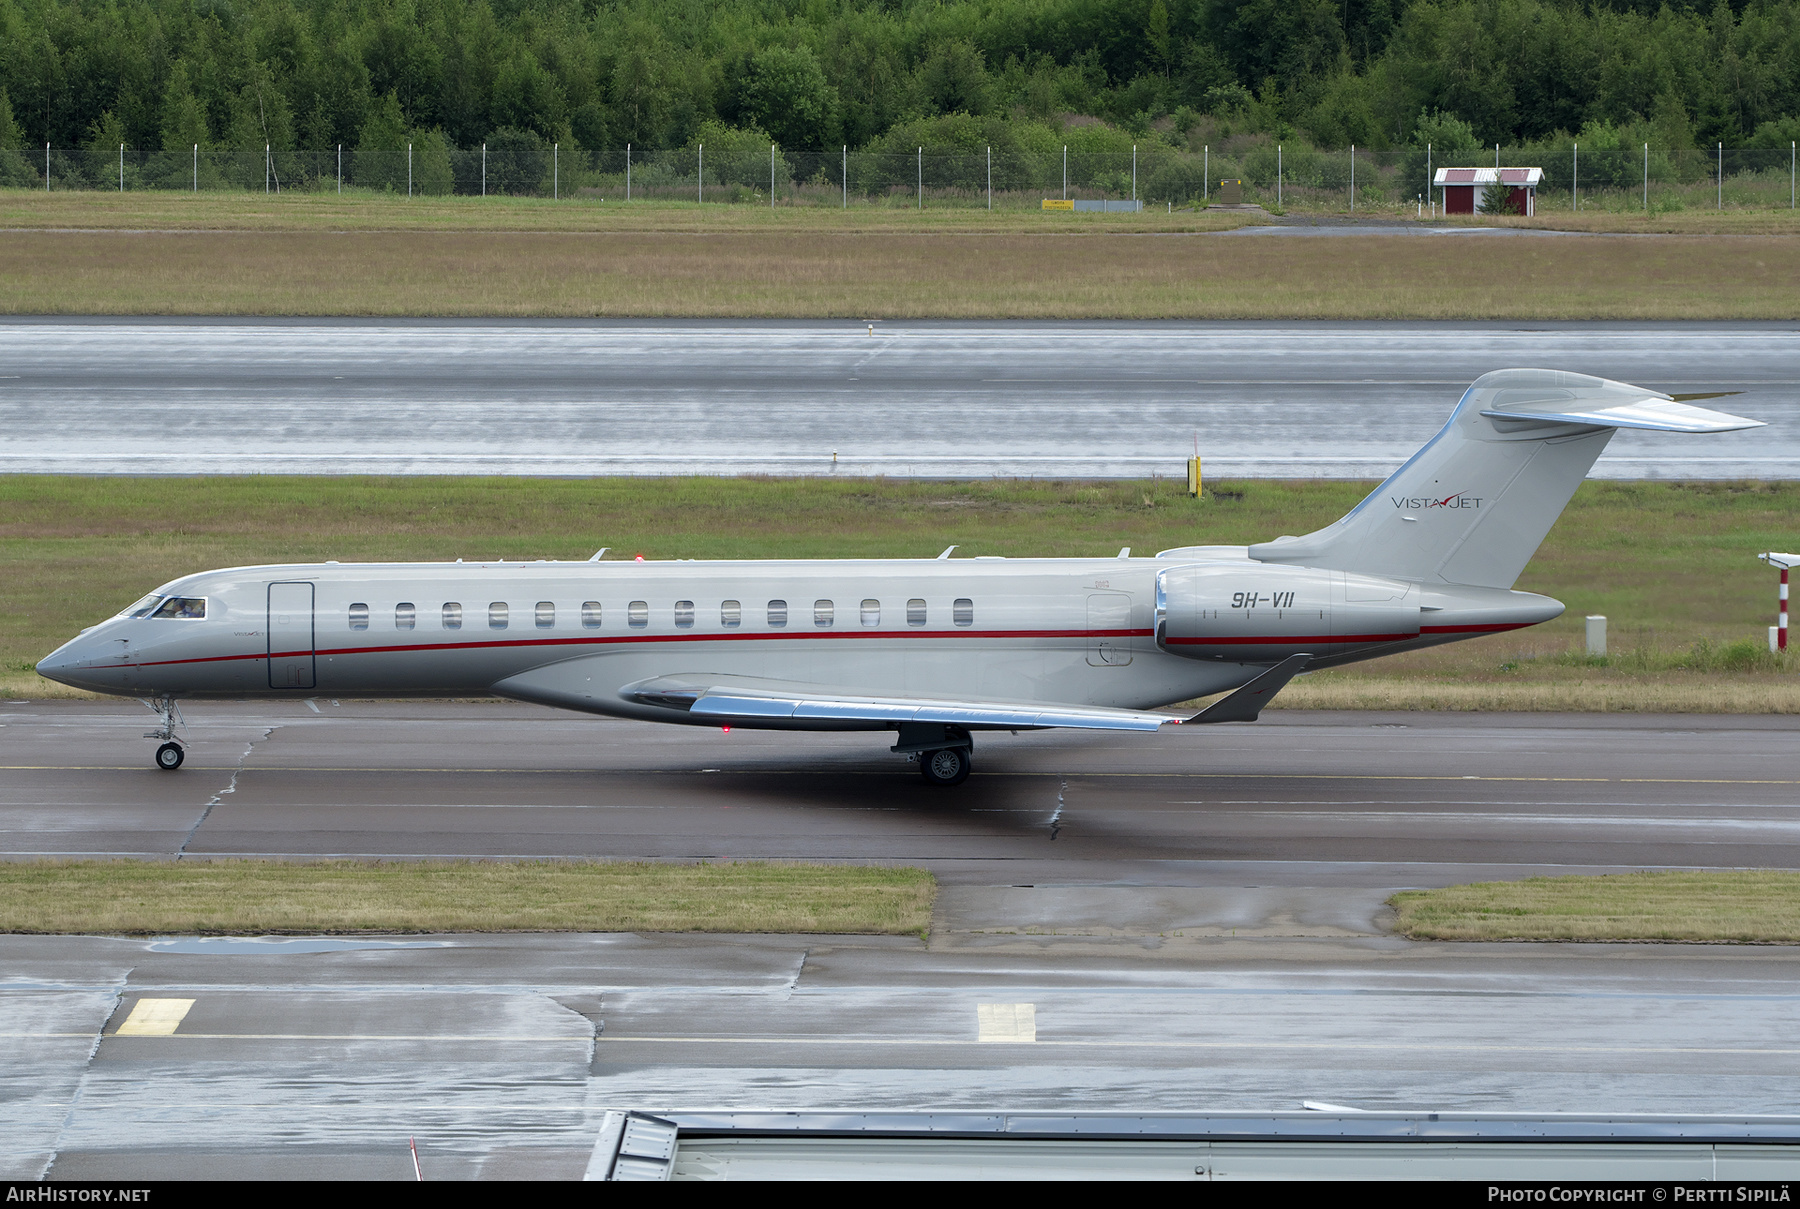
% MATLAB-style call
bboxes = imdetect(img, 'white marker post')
[1761,553,1797,652]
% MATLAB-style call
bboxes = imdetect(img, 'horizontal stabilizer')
[619,674,1183,732]
[1186,654,1311,724]
[1480,395,1762,433]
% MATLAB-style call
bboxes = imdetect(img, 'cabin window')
[151,596,207,620]
[907,598,927,626]
[442,602,463,630]
[721,600,741,627]
[861,599,880,627]
[814,599,834,628]
[535,601,555,629]
[767,599,787,627]
[581,601,602,629]
[489,602,508,630]
[674,600,695,628]
[120,594,163,618]
[395,602,416,631]
[347,602,369,631]
[628,600,648,628]
[954,598,974,627]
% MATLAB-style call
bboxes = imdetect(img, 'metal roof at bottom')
[587,1110,1800,1181]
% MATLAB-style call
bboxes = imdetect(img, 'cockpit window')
[119,594,164,618]
[150,596,207,620]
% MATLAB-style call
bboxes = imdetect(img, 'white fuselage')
[36,552,1556,729]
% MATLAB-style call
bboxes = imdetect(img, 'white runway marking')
[977,1003,1037,1043]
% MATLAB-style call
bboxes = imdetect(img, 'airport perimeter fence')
[3,141,1796,213]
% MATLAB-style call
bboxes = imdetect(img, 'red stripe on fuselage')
[89,626,1156,671]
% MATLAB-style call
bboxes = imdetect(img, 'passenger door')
[267,581,316,689]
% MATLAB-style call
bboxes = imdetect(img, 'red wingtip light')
[722,726,731,733]
[634,554,645,562]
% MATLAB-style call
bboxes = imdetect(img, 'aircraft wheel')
[919,746,971,787]
[155,742,184,771]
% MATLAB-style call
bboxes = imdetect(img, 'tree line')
[2,0,1797,191]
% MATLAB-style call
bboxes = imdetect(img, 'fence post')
[1132,143,1137,202]
[336,144,341,194]
[1277,144,1282,208]
[1644,142,1648,211]
[1204,146,1208,201]
[1062,145,1066,199]
[624,144,628,201]
[195,144,199,193]
[1718,142,1723,209]
[1349,144,1354,211]
[1572,142,1577,210]
[770,143,774,207]
[842,145,846,208]
[554,143,558,199]
[917,146,921,208]
[46,142,50,190]
[483,143,488,197]
[987,146,991,210]
[408,142,413,197]
[1426,143,1431,214]
[118,143,123,192]
[698,143,702,204]
[265,143,270,194]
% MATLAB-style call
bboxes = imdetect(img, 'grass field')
[1390,872,1800,943]
[0,858,937,936]
[5,475,1793,708]
[8,189,1800,235]
[3,191,1799,319]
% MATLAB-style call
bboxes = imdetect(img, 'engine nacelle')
[1156,564,1420,661]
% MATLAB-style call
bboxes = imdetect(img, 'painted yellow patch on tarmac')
[116,997,195,1036]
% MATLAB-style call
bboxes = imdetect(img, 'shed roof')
[1433,167,1544,186]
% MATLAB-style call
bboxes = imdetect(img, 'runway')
[2,318,1795,479]
[4,700,1800,1177]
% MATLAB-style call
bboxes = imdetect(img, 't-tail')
[1247,369,1763,589]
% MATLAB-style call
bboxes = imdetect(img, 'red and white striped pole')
[1761,553,1796,652]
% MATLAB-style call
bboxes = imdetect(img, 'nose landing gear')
[141,694,187,771]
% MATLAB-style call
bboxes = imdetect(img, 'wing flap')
[625,676,1180,732]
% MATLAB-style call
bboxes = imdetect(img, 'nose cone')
[36,633,117,693]
[35,647,83,688]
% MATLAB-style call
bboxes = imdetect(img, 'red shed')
[1433,167,1542,216]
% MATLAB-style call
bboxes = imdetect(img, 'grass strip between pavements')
[0,859,937,937]
[1389,872,1800,943]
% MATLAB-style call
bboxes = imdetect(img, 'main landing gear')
[893,723,973,787]
[141,695,187,771]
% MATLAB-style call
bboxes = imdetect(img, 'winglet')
[1186,654,1312,724]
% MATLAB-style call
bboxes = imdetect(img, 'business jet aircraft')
[38,369,1759,785]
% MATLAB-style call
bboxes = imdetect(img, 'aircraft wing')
[494,659,1313,731]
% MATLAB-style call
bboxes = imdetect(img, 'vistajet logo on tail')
[1391,491,1482,510]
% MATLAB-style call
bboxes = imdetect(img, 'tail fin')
[1248,369,1762,589]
